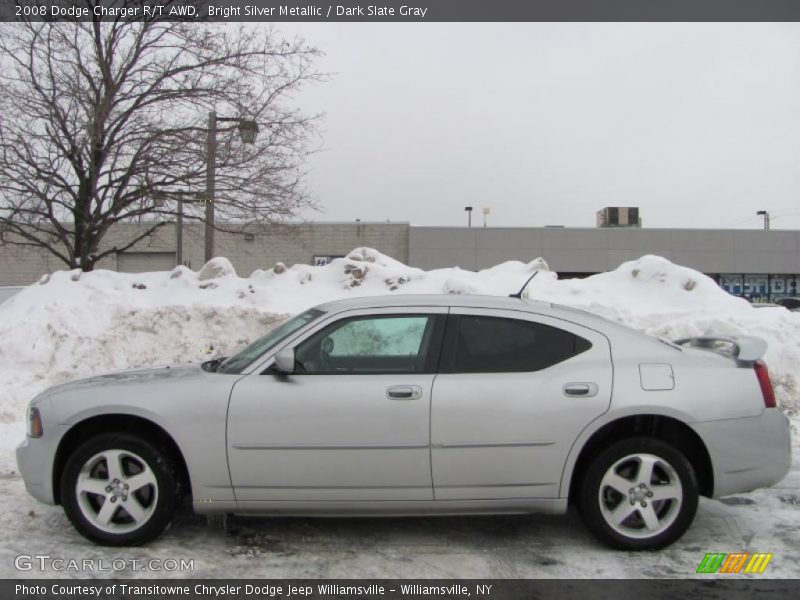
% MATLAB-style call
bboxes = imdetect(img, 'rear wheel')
[60,433,178,546]
[578,437,699,550]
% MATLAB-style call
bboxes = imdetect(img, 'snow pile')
[197,257,237,281]
[1,248,799,422]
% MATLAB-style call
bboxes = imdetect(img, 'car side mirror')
[274,347,295,374]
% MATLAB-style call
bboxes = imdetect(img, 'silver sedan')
[16,294,791,549]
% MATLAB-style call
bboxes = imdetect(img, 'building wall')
[176,222,410,276]
[0,222,410,284]
[408,227,800,275]
[0,241,67,285]
[2,222,800,296]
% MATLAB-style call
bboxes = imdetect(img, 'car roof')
[314,294,553,313]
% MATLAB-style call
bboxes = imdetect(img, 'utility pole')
[176,195,184,266]
[756,210,770,230]
[205,111,217,262]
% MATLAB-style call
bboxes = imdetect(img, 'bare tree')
[0,2,322,270]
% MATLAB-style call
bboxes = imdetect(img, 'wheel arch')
[52,414,191,506]
[565,414,714,502]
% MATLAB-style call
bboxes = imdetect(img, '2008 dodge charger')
[16,294,792,549]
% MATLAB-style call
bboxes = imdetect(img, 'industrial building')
[1,214,798,303]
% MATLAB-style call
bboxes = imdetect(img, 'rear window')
[444,315,592,373]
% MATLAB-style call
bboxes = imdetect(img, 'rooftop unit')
[596,206,641,228]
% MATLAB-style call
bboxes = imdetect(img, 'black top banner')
[3,0,800,22]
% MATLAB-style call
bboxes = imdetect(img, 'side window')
[294,315,441,374]
[445,315,592,373]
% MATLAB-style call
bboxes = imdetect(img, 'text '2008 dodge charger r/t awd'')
[17,294,791,549]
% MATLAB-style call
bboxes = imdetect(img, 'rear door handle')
[387,385,423,400]
[563,382,598,397]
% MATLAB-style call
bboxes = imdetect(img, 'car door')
[431,308,612,500]
[227,307,446,505]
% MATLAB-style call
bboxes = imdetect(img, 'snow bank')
[1,249,798,422]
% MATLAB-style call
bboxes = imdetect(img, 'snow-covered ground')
[0,248,797,578]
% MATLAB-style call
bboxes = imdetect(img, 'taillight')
[754,360,777,409]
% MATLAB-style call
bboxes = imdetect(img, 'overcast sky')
[279,23,800,229]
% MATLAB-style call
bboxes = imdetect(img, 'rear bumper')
[692,409,791,498]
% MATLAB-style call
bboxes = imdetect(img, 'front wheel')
[60,433,178,546]
[578,437,699,550]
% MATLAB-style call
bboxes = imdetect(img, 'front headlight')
[28,406,43,438]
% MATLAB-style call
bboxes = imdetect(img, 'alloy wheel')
[75,449,159,534]
[597,452,683,539]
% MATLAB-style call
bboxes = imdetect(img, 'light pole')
[153,190,203,266]
[177,194,184,265]
[464,206,473,227]
[756,210,770,230]
[204,112,259,262]
[482,207,490,228]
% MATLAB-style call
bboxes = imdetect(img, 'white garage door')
[117,252,176,273]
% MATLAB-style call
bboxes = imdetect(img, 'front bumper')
[16,434,58,505]
[692,408,792,498]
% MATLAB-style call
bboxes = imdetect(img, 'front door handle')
[387,385,423,400]
[563,382,598,397]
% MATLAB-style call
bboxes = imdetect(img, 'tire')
[60,433,178,546]
[578,437,699,550]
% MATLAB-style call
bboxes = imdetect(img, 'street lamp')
[464,206,473,228]
[237,120,259,144]
[756,210,770,230]
[205,112,259,262]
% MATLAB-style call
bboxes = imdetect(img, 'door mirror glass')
[274,347,295,374]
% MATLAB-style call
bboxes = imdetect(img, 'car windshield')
[217,308,325,374]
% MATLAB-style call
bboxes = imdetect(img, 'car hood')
[43,364,205,396]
